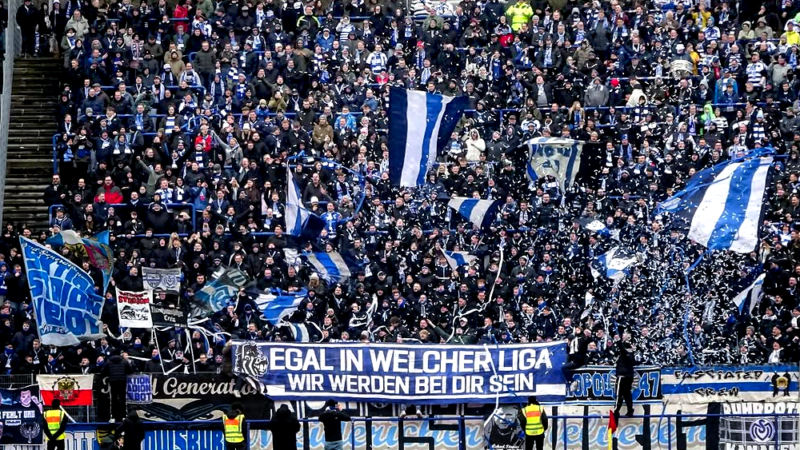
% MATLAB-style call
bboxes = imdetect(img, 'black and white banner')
[142,268,182,294]
[150,305,187,327]
[117,290,154,328]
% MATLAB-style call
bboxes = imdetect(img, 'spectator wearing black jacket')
[319,399,351,449]
[101,351,133,422]
[266,404,301,450]
[613,332,636,418]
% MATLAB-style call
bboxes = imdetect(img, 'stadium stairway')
[4,58,60,230]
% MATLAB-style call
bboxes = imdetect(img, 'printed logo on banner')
[749,418,776,443]
[234,343,269,377]
[771,372,791,396]
[142,267,182,294]
[54,377,80,403]
[19,423,40,444]
[484,405,525,450]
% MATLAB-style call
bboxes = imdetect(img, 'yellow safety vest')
[522,404,544,436]
[45,409,65,441]
[223,414,245,443]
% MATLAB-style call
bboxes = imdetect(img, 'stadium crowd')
[2,0,798,376]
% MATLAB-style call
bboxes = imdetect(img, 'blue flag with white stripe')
[388,87,468,187]
[254,289,308,325]
[307,252,359,282]
[591,247,637,280]
[732,273,764,315]
[443,251,478,270]
[286,168,325,240]
[447,197,500,230]
[659,156,773,253]
[525,138,583,189]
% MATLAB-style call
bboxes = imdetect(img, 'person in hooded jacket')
[101,349,133,422]
[114,411,145,450]
[266,404,301,450]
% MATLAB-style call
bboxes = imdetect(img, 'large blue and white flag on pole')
[286,169,324,239]
[591,247,637,280]
[447,197,500,230]
[525,137,583,189]
[388,87,468,187]
[254,289,308,325]
[307,252,357,282]
[732,273,765,315]
[659,157,773,253]
[20,237,105,346]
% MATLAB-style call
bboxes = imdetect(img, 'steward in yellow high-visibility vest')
[222,402,246,450]
[42,399,67,450]
[518,396,548,450]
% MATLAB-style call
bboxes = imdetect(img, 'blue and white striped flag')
[288,323,311,342]
[443,251,478,270]
[307,252,357,282]
[591,247,637,280]
[388,87,468,187]
[659,157,773,253]
[447,197,500,230]
[732,273,765,315]
[286,169,325,239]
[254,289,308,325]
[577,217,612,239]
[525,138,583,189]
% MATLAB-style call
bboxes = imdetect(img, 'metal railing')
[60,411,800,450]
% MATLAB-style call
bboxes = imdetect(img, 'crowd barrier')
[50,409,800,450]
[0,365,796,449]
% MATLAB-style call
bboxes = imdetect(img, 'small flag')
[255,289,308,325]
[306,252,359,282]
[286,168,325,239]
[525,137,583,189]
[38,374,95,406]
[591,247,637,280]
[388,87,468,187]
[607,409,617,450]
[46,230,114,291]
[732,273,765,315]
[289,323,310,342]
[443,251,478,270]
[447,197,501,230]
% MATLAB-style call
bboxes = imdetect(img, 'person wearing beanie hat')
[519,396,547,450]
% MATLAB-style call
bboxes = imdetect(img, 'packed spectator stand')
[1,0,797,378]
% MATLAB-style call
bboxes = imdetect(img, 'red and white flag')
[37,375,94,406]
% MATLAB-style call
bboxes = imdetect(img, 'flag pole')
[152,329,166,374]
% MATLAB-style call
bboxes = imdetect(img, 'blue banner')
[232,341,567,403]
[127,375,153,405]
[20,237,105,347]
[565,365,661,403]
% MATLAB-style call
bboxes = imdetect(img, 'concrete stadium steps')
[4,58,60,230]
